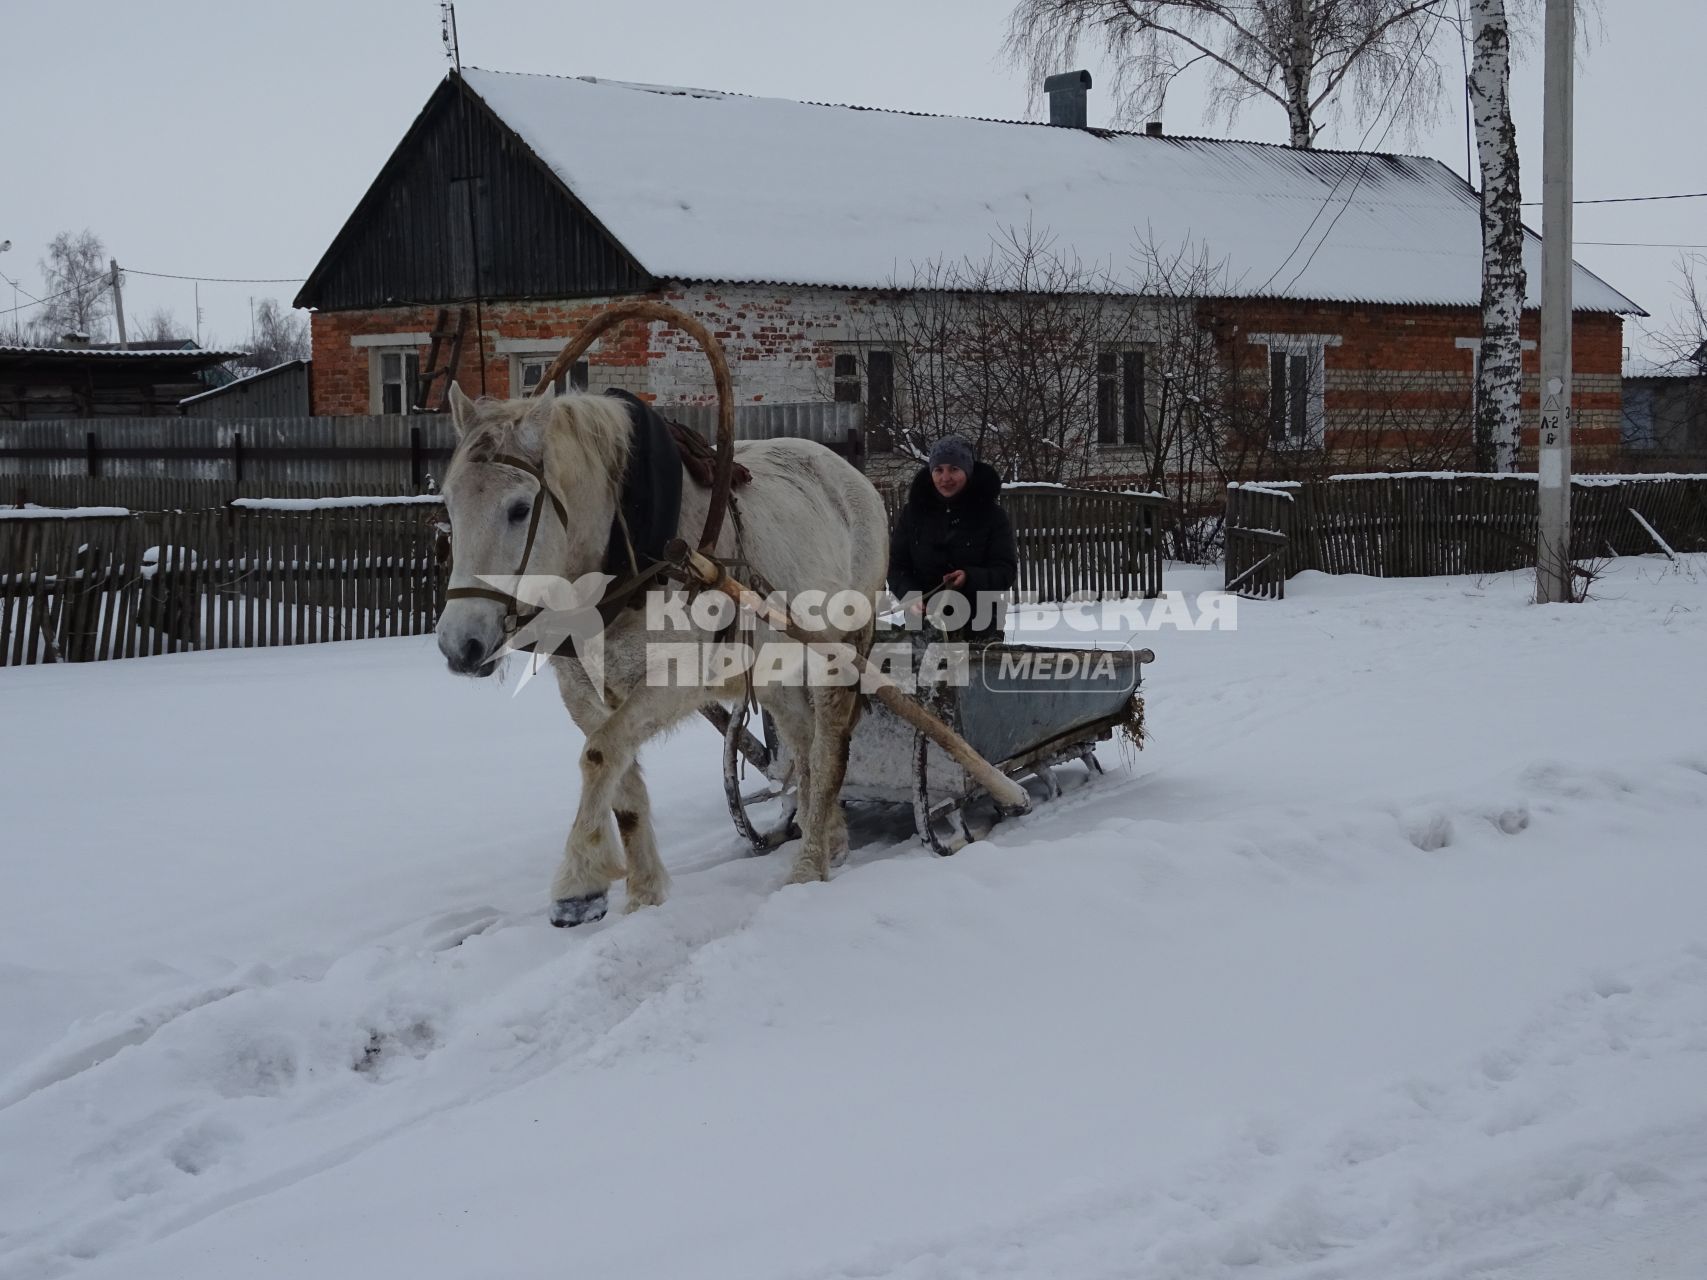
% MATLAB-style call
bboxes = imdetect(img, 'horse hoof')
[551,894,609,928]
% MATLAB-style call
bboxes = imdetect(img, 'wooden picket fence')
[3,481,1170,667]
[879,482,1169,602]
[1,499,447,666]
[1224,472,1707,598]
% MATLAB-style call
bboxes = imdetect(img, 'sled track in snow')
[0,856,802,1278]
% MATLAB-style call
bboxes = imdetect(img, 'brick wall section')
[1207,299,1626,467]
[308,286,880,416]
[309,286,1626,467]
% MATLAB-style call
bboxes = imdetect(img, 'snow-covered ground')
[3,558,1707,1280]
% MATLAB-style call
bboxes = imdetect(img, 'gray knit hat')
[927,435,976,474]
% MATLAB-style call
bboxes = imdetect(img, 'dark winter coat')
[888,462,1018,639]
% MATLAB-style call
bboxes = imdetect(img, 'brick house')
[295,68,1642,479]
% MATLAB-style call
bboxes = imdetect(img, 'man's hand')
[941,569,967,589]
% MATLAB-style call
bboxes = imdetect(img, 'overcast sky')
[3,0,1699,356]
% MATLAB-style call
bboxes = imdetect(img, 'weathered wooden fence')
[3,481,1169,666]
[0,404,867,510]
[882,482,1169,600]
[1,498,446,666]
[1225,472,1707,598]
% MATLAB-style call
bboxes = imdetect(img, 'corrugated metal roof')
[0,344,249,360]
[460,68,1642,314]
[179,359,309,402]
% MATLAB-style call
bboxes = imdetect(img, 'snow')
[4,557,1707,1279]
[0,505,130,519]
[228,496,445,510]
[460,69,1640,313]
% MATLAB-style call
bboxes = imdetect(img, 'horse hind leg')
[789,682,857,885]
[759,686,815,838]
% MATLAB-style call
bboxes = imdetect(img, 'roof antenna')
[441,1,462,73]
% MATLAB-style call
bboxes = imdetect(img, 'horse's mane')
[446,393,633,503]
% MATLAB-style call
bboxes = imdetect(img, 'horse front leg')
[610,761,668,914]
[550,684,695,927]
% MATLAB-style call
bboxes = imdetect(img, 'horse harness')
[442,446,752,660]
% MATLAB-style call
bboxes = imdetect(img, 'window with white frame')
[1096,346,1148,447]
[1455,335,1537,425]
[515,355,588,396]
[375,349,420,415]
[1251,333,1339,448]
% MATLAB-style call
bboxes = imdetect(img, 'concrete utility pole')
[110,258,128,350]
[1535,0,1574,603]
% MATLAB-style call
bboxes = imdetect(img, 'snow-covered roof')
[0,343,248,361]
[460,68,1642,314]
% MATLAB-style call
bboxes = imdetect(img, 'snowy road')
[3,560,1706,1279]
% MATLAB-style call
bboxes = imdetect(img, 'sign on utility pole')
[1535,0,1574,603]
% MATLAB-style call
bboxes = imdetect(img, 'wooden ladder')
[412,306,470,412]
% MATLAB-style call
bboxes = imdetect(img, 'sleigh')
[714,628,1152,855]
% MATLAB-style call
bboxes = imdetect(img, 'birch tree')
[1005,0,1450,147]
[38,229,113,340]
[1468,0,1524,472]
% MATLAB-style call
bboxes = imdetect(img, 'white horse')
[435,383,889,926]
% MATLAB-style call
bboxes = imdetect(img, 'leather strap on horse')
[528,300,736,555]
[443,451,567,623]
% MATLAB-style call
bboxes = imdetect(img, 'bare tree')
[848,224,1150,482]
[38,229,113,340]
[1468,0,1523,472]
[1653,253,1707,368]
[237,298,310,372]
[1005,0,1450,147]
[134,307,186,344]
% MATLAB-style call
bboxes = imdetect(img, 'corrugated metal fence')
[0,404,867,509]
[0,417,453,509]
[1225,473,1707,598]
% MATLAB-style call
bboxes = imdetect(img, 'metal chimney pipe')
[1043,70,1092,129]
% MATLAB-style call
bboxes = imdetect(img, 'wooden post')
[110,259,128,350]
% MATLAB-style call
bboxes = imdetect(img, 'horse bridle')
[442,451,568,639]
[441,449,680,655]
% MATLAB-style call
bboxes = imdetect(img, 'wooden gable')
[296,76,653,313]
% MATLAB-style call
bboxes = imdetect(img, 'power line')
[1256,8,1447,298]
[1,276,111,319]
[121,267,305,284]
[1278,14,1441,297]
[1521,190,1707,207]
[1577,239,1707,249]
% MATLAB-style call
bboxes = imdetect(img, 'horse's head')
[435,382,628,677]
